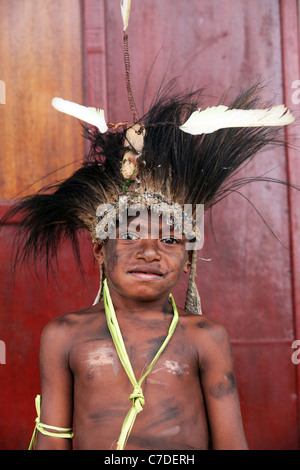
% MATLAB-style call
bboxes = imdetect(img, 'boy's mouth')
[128,266,164,280]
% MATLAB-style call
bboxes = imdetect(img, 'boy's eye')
[119,232,139,241]
[161,237,179,245]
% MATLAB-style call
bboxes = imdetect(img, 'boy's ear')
[93,242,105,265]
[183,250,193,273]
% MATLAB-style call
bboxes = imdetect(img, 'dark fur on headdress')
[1,83,289,272]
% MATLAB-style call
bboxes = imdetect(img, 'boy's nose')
[136,239,161,261]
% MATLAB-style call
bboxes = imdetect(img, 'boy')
[5,86,293,450]
[35,209,248,450]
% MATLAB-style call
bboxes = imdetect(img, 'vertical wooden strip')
[82,0,108,116]
[280,0,300,446]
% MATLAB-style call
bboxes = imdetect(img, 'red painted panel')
[233,342,298,449]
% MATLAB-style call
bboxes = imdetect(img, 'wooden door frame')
[280,0,300,446]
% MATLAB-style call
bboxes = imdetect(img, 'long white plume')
[120,0,131,31]
[52,98,108,133]
[179,104,295,135]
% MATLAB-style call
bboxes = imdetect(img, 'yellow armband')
[28,395,74,450]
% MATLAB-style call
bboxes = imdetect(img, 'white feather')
[120,0,131,31]
[52,98,108,133]
[179,104,295,135]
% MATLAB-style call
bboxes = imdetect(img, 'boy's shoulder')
[41,302,106,342]
[178,306,225,329]
[178,307,231,349]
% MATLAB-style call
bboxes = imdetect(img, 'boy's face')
[94,210,191,302]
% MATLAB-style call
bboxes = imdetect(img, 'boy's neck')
[106,283,173,316]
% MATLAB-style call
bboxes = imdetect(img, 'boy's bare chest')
[69,316,207,450]
[69,315,196,385]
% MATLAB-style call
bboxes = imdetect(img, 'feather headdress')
[2,84,294,276]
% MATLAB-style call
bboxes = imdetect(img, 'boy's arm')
[199,322,248,450]
[35,318,73,450]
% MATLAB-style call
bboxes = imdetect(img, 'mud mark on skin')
[85,346,119,376]
[197,320,210,329]
[209,372,236,399]
[104,239,119,268]
[145,404,180,431]
[152,360,189,377]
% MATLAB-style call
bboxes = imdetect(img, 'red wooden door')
[0,0,299,450]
